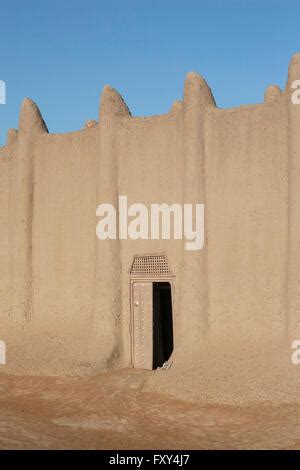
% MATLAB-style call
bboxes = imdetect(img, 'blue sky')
[0,0,299,145]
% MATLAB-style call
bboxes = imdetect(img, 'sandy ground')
[0,369,299,450]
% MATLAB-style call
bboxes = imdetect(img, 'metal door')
[132,282,153,369]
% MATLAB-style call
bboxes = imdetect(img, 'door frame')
[129,275,175,369]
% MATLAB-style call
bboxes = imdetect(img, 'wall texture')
[0,55,299,375]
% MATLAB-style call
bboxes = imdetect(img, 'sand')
[0,370,299,450]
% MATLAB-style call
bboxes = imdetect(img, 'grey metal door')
[132,282,153,370]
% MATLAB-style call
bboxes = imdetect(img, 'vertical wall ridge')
[10,99,47,324]
[93,86,130,369]
[176,73,215,363]
[286,54,300,338]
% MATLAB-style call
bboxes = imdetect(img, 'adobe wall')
[0,55,299,375]
[0,148,11,327]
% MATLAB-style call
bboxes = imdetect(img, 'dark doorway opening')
[152,282,173,369]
